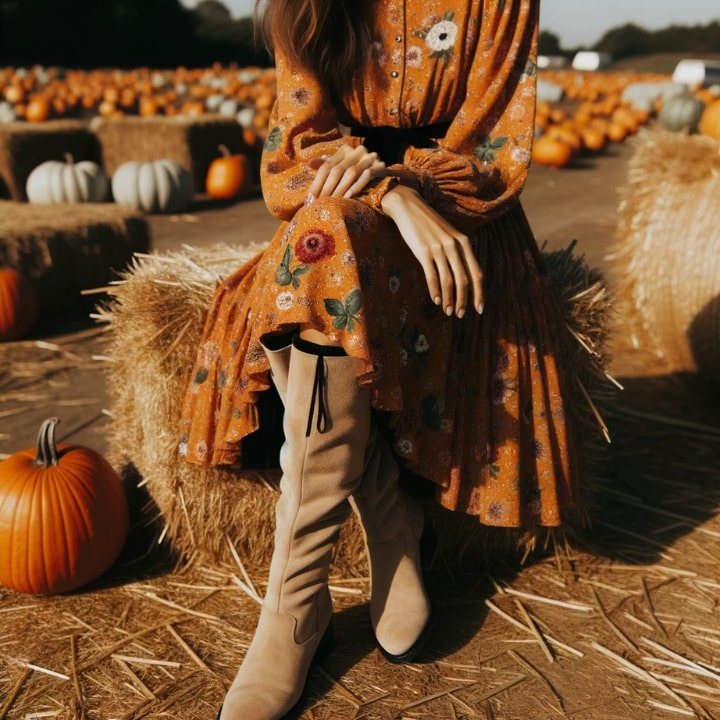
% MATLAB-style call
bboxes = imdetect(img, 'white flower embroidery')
[414,334,430,353]
[396,438,414,455]
[400,347,408,366]
[276,291,294,311]
[406,46,423,67]
[425,20,457,54]
[389,275,400,293]
[511,147,532,166]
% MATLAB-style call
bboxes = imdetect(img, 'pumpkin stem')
[218,144,231,157]
[34,417,61,467]
[64,153,74,165]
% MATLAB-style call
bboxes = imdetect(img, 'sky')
[183,0,720,48]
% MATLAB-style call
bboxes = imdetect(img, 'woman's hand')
[381,184,484,318]
[307,145,386,200]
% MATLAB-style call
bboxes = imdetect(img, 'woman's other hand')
[307,145,386,200]
[381,184,484,318]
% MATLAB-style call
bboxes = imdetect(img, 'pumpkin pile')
[0,417,129,595]
[532,68,720,169]
[0,64,276,143]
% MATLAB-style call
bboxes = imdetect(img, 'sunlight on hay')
[609,128,720,384]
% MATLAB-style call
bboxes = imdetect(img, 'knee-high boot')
[350,432,433,663]
[262,334,432,664]
[218,337,371,720]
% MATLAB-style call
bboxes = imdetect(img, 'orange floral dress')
[178,0,580,529]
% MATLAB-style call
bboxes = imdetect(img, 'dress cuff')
[361,175,400,213]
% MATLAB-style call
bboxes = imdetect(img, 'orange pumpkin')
[0,418,129,595]
[699,99,720,140]
[531,134,573,168]
[24,95,51,122]
[0,268,39,341]
[205,144,251,200]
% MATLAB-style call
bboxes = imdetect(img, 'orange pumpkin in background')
[24,95,51,122]
[531,134,574,168]
[0,417,129,595]
[205,144,251,200]
[0,267,39,341]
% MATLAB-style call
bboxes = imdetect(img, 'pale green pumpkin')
[26,154,109,203]
[111,159,194,214]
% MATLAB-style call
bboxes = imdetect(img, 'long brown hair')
[255,0,370,94]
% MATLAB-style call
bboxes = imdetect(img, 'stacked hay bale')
[0,120,99,200]
[609,128,720,386]
[98,242,612,571]
[0,201,150,318]
[92,115,255,193]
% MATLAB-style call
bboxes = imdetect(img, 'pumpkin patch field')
[1,60,720,720]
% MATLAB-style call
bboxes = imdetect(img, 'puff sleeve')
[398,0,539,224]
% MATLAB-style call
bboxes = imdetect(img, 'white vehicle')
[571,51,613,72]
[672,59,720,88]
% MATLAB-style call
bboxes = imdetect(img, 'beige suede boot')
[351,432,433,663]
[262,333,432,664]
[218,337,371,720]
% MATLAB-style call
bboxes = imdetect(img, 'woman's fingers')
[307,145,385,200]
[381,185,485,318]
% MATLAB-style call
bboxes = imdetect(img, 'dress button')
[390,71,399,78]
[395,35,402,42]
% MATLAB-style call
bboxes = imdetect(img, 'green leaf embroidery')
[324,298,346,316]
[323,289,363,333]
[194,368,209,384]
[473,135,508,163]
[345,288,362,315]
[275,266,292,286]
[264,126,282,152]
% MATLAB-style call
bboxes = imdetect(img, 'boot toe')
[375,609,433,664]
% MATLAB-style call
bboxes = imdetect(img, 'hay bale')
[609,128,720,384]
[0,200,150,317]
[0,120,100,201]
[92,115,252,193]
[97,242,612,570]
[96,243,366,573]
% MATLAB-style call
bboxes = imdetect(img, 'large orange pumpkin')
[0,418,129,595]
[205,144,251,200]
[0,267,39,341]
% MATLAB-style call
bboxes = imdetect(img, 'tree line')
[2,1,718,70]
[0,0,271,68]
[540,20,720,61]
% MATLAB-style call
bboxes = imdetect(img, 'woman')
[179,1,580,717]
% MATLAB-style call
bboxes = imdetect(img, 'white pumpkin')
[236,105,256,128]
[111,159,194,214]
[0,101,17,124]
[26,154,109,203]
[218,98,239,118]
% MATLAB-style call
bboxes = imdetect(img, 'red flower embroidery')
[294,229,336,264]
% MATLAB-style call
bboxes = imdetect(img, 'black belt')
[349,122,450,164]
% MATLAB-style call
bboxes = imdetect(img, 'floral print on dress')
[178,1,580,531]
[414,12,458,62]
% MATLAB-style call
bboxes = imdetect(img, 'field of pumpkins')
[532,68,720,167]
[0,63,275,208]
